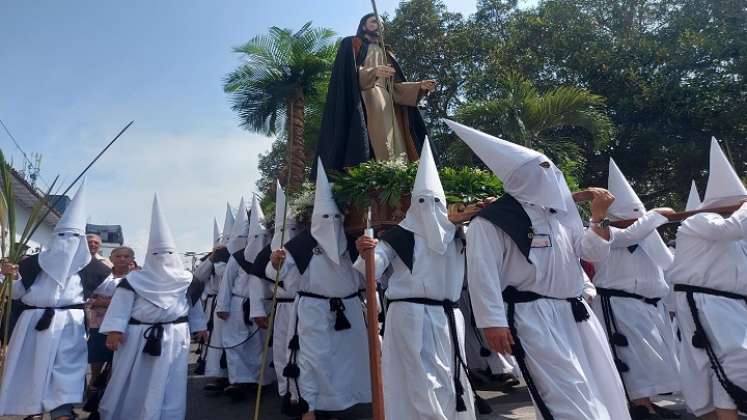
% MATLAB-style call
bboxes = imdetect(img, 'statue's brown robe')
[358,43,422,162]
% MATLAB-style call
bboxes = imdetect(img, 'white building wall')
[13,204,54,254]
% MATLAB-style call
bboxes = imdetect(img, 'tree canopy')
[243,0,746,209]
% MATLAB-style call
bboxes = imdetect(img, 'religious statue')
[314,13,436,174]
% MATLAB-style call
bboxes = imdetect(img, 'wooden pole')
[364,214,385,420]
[448,190,743,227]
[252,99,297,420]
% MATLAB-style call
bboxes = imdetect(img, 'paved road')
[184,374,695,420]
[3,371,742,419]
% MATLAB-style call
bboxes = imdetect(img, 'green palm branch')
[457,72,613,165]
[224,22,337,190]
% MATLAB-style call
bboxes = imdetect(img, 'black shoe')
[203,378,229,392]
[494,373,520,388]
[224,383,252,401]
[652,404,681,419]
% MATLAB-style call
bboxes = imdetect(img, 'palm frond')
[224,23,336,136]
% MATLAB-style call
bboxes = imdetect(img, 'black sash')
[387,297,471,412]
[129,316,189,357]
[596,288,660,418]
[19,302,85,331]
[297,290,360,331]
[674,284,747,412]
[597,287,660,306]
[501,286,591,420]
[231,293,254,327]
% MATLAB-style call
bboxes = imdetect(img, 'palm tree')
[224,22,337,190]
[456,72,613,165]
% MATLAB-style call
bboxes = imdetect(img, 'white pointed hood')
[271,180,299,251]
[606,159,672,268]
[219,202,235,245]
[399,139,455,254]
[212,218,221,246]
[226,197,250,254]
[444,119,570,213]
[126,194,192,309]
[685,181,702,212]
[311,158,346,265]
[244,195,269,262]
[607,158,645,221]
[39,179,91,286]
[701,137,747,209]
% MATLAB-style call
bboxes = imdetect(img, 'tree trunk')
[286,92,306,192]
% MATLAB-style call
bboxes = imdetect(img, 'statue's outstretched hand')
[420,80,437,92]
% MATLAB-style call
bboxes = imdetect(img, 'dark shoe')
[494,373,520,388]
[652,405,681,419]
[203,377,229,392]
[224,383,253,401]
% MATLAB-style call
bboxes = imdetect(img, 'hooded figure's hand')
[484,327,514,355]
[106,332,124,351]
[356,236,378,260]
[270,250,286,270]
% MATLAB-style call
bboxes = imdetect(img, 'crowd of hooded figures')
[0,119,746,420]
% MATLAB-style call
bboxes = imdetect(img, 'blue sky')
[0,0,500,258]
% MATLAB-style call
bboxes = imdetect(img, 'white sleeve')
[193,259,213,282]
[248,274,270,318]
[610,212,668,248]
[11,278,27,299]
[352,241,395,280]
[582,272,597,300]
[188,299,208,332]
[272,250,299,285]
[92,274,117,297]
[466,218,508,328]
[215,260,237,313]
[680,202,747,241]
[100,288,135,334]
[275,249,296,279]
[576,226,612,263]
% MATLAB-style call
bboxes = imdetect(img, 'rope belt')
[195,293,219,374]
[269,297,295,304]
[388,297,473,412]
[596,287,660,419]
[597,287,661,306]
[502,286,591,420]
[129,316,188,357]
[674,284,747,412]
[297,290,360,331]
[19,302,85,331]
[279,290,361,416]
[281,314,308,416]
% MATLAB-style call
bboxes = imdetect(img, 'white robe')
[215,257,273,385]
[591,211,680,399]
[258,261,300,397]
[193,258,227,378]
[98,286,206,420]
[353,235,476,420]
[666,202,747,416]
[276,248,371,411]
[459,288,516,376]
[0,272,87,415]
[466,204,631,420]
